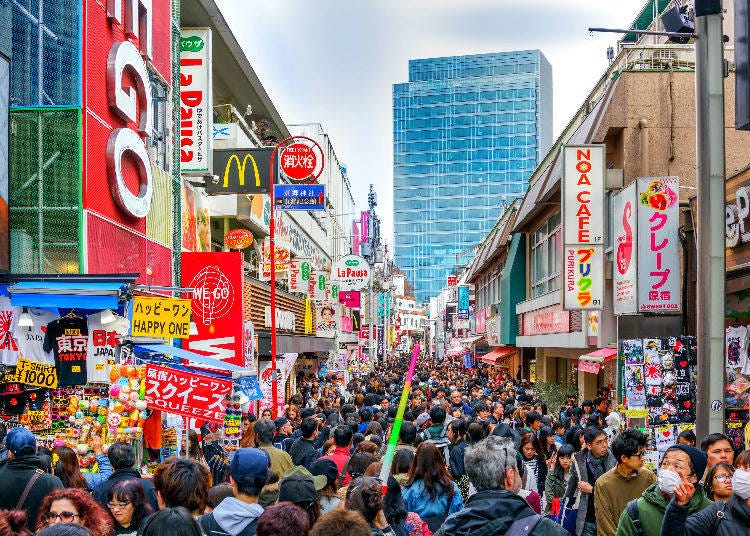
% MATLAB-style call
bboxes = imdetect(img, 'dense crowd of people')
[0,352,747,535]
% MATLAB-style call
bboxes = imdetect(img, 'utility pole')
[695,0,726,437]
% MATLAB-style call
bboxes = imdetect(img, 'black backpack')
[198,512,257,536]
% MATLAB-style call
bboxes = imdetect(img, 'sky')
[214,0,648,250]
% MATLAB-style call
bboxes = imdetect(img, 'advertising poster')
[563,145,605,245]
[145,365,231,424]
[181,183,211,252]
[457,285,470,320]
[613,183,638,314]
[182,252,244,367]
[289,258,311,293]
[316,302,340,338]
[563,246,604,310]
[179,28,213,174]
[258,360,284,415]
[637,177,681,312]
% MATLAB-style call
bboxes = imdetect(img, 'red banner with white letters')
[145,365,231,423]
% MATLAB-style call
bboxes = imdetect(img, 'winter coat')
[448,440,468,480]
[521,455,548,495]
[594,466,657,536]
[544,471,569,515]
[92,468,159,511]
[0,454,63,529]
[83,453,114,490]
[289,437,317,469]
[435,489,569,536]
[258,443,293,476]
[661,494,750,536]
[563,450,617,536]
[615,482,711,536]
[322,446,351,486]
[402,479,463,522]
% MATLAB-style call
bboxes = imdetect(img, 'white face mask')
[658,469,682,495]
[732,469,750,500]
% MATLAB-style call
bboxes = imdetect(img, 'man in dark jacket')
[436,435,567,536]
[92,442,158,510]
[0,426,63,527]
[289,417,319,469]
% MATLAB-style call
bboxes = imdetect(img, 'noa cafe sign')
[332,254,371,291]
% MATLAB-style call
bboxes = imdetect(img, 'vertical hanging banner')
[457,285,470,320]
[613,183,639,314]
[288,258,311,293]
[180,28,213,174]
[562,144,605,310]
[637,177,681,312]
[182,252,244,367]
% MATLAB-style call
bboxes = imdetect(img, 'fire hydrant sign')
[636,177,680,312]
[145,365,231,424]
[132,297,192,339]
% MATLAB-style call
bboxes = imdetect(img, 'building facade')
[393,50,552,302]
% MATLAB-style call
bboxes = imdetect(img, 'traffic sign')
[274,184,325,211]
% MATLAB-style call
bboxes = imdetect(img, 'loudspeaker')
[695,0,722,17]
[661,6,695,44]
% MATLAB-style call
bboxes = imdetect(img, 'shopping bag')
[559,496,578,535]
[546,497,561,521]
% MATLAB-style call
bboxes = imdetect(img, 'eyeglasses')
[47,511,79,522]
[108,502,132,510]
[630,451,645,459]
[714,474,732,483]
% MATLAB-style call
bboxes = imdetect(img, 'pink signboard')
[523,305,570,336]
[578,360,601,374]
[475,308,487,334]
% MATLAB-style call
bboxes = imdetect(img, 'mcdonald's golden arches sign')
[206,149,276,194]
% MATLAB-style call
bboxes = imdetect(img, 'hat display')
[229,447,270,485]
[278,473,318,506]
[282,465,327,490]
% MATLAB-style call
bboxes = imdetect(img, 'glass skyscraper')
[393,50,552,302]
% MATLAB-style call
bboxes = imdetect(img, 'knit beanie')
[663,444,708,480]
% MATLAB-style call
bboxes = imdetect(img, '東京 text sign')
[132,297,192,339]
[145,365,232,424]
[206,149,276,194]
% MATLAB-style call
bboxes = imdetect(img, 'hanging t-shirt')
[14,308,59,364]
[726,325,748,369]
[86,312,129,384]
[0,296,21,365]
[43,315,89,385]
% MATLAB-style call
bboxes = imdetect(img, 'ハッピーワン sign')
[332,254,371,291]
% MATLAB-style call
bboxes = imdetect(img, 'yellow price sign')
[625,409,648,418]
[132,297,192,339]
[14,357,58,388]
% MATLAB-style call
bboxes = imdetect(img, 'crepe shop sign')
[144,365,231,423]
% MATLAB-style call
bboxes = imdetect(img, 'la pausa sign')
[332,254,371,291]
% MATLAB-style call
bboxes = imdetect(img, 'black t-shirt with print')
[43,316,88,385]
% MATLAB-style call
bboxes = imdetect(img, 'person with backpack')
[417,407,452,464]
[435,435,568,536]
[614,445,710,536]
[198,447,269,536]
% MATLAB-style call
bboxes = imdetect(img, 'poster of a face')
[316,303,339,338]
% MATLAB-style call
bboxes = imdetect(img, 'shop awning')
[459,335,485,346]
[482,346,518,365]
[579,347,618,364]
[8,282,127,310]
[445,345,468,357]
[135,343,246,373]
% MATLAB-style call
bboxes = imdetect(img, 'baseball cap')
[416,412,431,427]
[229,448,270,485]
[278,473,318,506]
[4,426,36,456]
[309,458,339,488]
[282,465,327,490]
[274,416,289,430]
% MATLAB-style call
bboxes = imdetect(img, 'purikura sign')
[332,254,371,291]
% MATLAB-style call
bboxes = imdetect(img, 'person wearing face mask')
[659,449,750,536]
[615,445,709,536]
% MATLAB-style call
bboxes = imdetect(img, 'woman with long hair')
[345,477,396,536]
[520,432,548,494]
[53,447,89,490]
[285,405,301,430]
[389,449,414,486]
[106,479,154,535]
[446,418,470,501]
[564,425,584,452]
[309,458,341,514]
[544,443,574,515]
[186,430,207,467]
[538,426,558,467]
[37,488,113,536]
[402,442,463,532]
[240,421,256,448]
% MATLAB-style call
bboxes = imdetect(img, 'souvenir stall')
[724,317,750,450]
[618,337,698,470]
[0,277,261,475]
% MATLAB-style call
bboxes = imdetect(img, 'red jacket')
[323,446,352,486]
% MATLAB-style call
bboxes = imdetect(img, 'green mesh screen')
[9,108,81,273]
[171,0,181,286]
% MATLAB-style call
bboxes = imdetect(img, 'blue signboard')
[458,285,470,319]
[235,375,264,401]
[274,184,325,210]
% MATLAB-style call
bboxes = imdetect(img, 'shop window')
[530,213,561,297]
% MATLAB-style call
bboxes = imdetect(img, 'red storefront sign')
[578,361,601,374]
[339,291,361,308]
[145,365,231,423]
[359,325,376,340]
[83,0,173,285]
[523,305,570,336]
[182,252,244,367]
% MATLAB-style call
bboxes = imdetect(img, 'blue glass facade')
[393,50,552,302]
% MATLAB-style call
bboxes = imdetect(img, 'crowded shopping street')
[1,0,750,535]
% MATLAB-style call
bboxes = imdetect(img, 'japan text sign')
[280,143,318,182]
[145,365,231,424]
[447,275,457,287]
[613,183,638,314]
[457,285,470,319]
[274,184,325,211]
[563,246,604,310]
[180,29,213,173]
[12,358,58,388]
[131,297,192,339]
[637,177,680,312]
[563,145,605,245]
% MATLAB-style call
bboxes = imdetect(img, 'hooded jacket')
[661,493,750,536]
[0,454,63,529]
[614,481,711,536]
[199,497,263,536]
[434,489,569,536]
[563,449,617,536]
